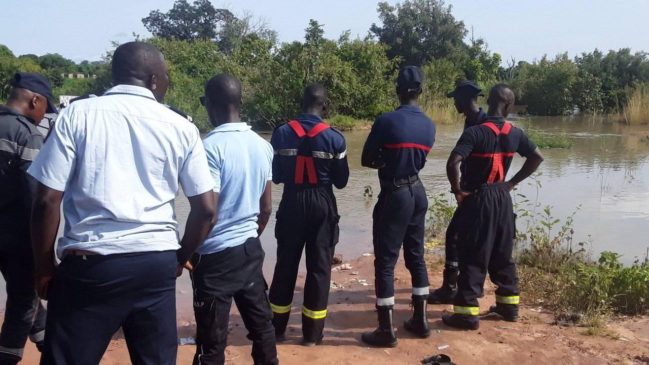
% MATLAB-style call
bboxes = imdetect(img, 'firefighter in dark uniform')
[268,84,349,346]
[0,72,56,363]
[360,66,436,347]
[442,84,544,330]
[429,80,488,304]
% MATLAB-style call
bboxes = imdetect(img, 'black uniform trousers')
[453,184,520,314]
[190,237,277,365]
[0,232,46,363]
[41,251,178,365]
[373,180,429,302]
[268,185,339,342]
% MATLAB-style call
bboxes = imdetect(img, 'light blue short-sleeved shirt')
[27,85,215,258]
[199,122,273,255]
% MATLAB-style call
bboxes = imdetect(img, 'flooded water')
[3,116,649,320]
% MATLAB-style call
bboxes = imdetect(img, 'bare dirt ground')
[17,255,649,364]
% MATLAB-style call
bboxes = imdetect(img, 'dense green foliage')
[2,0,648,129]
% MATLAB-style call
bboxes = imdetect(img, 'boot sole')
[361,340,398,348]
[404,323,431,338]
[441,317,479,331]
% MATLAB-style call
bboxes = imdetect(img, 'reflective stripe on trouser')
[302,307,327,320]
[496,295,520,305]
[373,181,429,300]
[453,306,480,316]
[270,303,291,314]
[453,184,519,310]
[268,186,339,341]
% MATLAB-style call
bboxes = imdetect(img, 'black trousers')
[373,181,429,303]
[444,216,460,267]
[0,232,47,362]
[41,251,178,365]
[268,186,339,341]
[190,238,277,365]
[453,184,520,313]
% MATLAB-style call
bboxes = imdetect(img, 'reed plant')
[623,83,649,125]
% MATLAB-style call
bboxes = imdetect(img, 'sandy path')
[16,255,649,364]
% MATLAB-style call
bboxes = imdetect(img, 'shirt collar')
[484,116,506,124]
[396,104,421,112]
[104,84,157,101]
[208,122,252,134]
[296,113,324,123]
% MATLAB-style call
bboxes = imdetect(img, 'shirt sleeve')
[16,130,43,172]
[361,117,384,167]
[179,127,215,197]
[27,110,76,191]
[451,129,477,158]
[331,132,349,189]
[516,129,538,157]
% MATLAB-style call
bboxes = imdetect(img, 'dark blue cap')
[447,80,483,98]
[397,65,423,91]
[11,72,57,113]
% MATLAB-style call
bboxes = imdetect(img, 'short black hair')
[488,83,515,107]
[204,74,242,109]
[302,83,327,109]
[111,42,165,84]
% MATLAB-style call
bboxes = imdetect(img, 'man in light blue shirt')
[190,74,277,365]
[28,42,217,365]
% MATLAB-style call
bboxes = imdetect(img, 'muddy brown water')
[2,116,649,320]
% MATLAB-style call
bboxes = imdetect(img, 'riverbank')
[16,254,649,364]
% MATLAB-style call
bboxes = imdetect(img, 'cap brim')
[46,99,58,114]
[446,91,457,98]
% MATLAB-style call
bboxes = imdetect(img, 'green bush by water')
[526,129,572,149]
[327,115,369,131]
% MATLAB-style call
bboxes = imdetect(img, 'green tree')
[142,0,231,41]
[370,0,466,65]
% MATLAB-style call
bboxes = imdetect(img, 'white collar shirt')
[27,84,215,258]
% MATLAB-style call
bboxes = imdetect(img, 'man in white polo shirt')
[28,42,216,365]
[190,74,277,365]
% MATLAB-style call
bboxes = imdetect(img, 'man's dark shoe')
[301,336,323,347]
[488,304,519,322]
[361,306,398,347]
[442,313,479,330]
[404,295,430,338]
[275,333,287,343]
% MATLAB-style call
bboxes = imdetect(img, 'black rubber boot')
[302,315,325,347]
[428,267,458,305]
[361,306,398,347]
[404,295,430,338]
[488,303,519,322]
[442,313,479,330]
[272,312,290,342]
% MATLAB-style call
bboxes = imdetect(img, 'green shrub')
[327,115,368,131]
[526,129,572,149]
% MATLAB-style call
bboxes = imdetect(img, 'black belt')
[379,175,419,190]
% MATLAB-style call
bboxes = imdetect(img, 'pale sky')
[1,0,648,63]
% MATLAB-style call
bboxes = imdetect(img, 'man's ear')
[149,74,158,91]
[29,95,39,110]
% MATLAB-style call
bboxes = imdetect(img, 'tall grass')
[420,96,463,125]
[327,115,370,131]
[623,83,649,125]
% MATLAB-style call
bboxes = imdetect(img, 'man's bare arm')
[31,183,63,300]
[258,181,272,236]
[177,191,217,272]
[507,148,544,190]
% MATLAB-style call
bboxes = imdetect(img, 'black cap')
[447,80,483,98]
[397,65,423,91]
[11,72,57,113]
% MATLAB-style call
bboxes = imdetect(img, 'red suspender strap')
[287,120,306,137]
[306,122,330,137]
[470,122,513,183]
[288,121,330,184]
